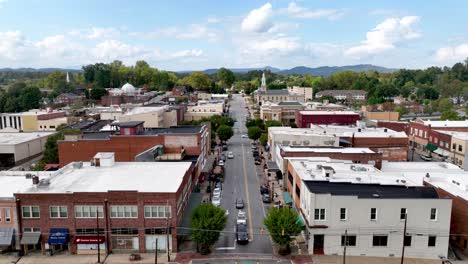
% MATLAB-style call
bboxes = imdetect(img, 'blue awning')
[282,192,293,205]
[48,228,69,245]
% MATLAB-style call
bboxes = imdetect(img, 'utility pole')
[166,201,171,262]
[154,238,158,264]
[401,213,407,264]
[96,207,100,263]
[343,229,347,264]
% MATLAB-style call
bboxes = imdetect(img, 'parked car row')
[212,182,222,207]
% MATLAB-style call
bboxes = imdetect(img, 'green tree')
[3,97,19,112]
[437,98,453,112]
[89,87,108,101]
[247,126,262,141]
[394,106,407,119]
[190,203,227,255]
[183,72,212,90]
[217,125,233,142]
[440,110,462,121]
[19,86,42,110]
[41,129,81,166]
[259,133,268,147]
[264,207,303,255]
[265,120,282,129]
[217,68,235,88]
[245,118,264,129]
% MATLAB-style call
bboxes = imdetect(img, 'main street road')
[214,94,273,254]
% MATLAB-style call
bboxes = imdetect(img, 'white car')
[212,196,221,207]
[218,160,225,166]
[241,134,248,138]
[227,152,234,159]
[213,188,221,196]
[237,210,247,225]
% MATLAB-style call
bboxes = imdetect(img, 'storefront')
[111,228,139,252]
[20,232,41,254]
[47,228,69,253]
[0,227,14,251]
[74,235,106,255]
[144,228,172,252]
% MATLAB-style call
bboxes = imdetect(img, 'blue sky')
[0,0,467,70]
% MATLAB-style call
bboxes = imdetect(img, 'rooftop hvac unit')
[25,173,33,179]
[73,161,83,169]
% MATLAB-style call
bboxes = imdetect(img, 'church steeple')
[259,71,267,92]
[66,72,70,83]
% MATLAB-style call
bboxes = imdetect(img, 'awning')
[74,236,105,244]
[434,148,450,157]
[48,228,69,245]
[0,227,14,247]
[267,161,280,172]
[295,214,306,227]
[201,156,215,173]
[282,192,293,205]
[426,143,438,152]
[21,232,41,245]
[339,138,352,145]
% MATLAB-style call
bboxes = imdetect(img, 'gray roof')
[0,227,14,246]
[303,181,439,199]
[258,89,289,95]
[113,121,144,128]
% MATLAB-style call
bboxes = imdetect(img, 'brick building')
[171,86,186,96]
[294,111,360,128]
[13,154,194,255]
[55,93,83,105]
[58,123,210,178]
[409,119,468,152]
[377,120,410,134]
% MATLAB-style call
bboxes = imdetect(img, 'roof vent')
[400,180,406,184]
[384,128,388,132]
[25,173,33,179]
[39,178,50,186]
[358,128,362,132]
[73,161,83,169]
[372,193,380,198]
[425,173,430,178]
[32,175,39,185]
[356,177,361,181]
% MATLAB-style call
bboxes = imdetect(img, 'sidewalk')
[312,255,443,264]
[17,254,99,264]
[105,253,177,263]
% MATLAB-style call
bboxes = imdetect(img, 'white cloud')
[35,35,84,59]
[91,40,148,62]
[345,16,421,58]
[0,31,28,60]
[87,27,120,39]
[176,24,221,42]
[435,44,468,64]
[172,49,203,58]
[240,36,302,57]
[287,2,345,20]
[241,3,274,33]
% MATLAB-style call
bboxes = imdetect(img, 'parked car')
[220,154,226,161]
[212,196,221,207]
[236,199,244,209]
[260,185,269,195]
[255,159,261,165]
[236,223,249,244]
[213,187,221,196]
[236,210,247,225]
[241,134,248,138]
[218,160,225,166]
[252,150,259,157]
[227,152,234,159]
[222,145,228,151]
[420,154,432,161]
[262,193,271,203]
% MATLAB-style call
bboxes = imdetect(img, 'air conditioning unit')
[25,173,33,179]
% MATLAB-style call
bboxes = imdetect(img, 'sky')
[0,0,467,71]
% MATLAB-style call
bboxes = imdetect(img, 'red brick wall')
[58,134,202,167]
[15,165,194,254]
[37,111,66,120]
[377,121,410,134]
[295,112,360,128]
[428,130,452,151]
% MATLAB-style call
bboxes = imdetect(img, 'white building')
[288,86,313,101]
[0,132,53,168]
[118,106,177,128]
[287,158,452,259]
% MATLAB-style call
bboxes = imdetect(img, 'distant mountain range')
[183,64,397,76]
[0,64,397,76]
[0,68,82,73]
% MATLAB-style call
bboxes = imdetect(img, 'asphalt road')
[214,94,273,254]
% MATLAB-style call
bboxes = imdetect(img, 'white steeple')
[66,72,70,83]
[261,71,266,87]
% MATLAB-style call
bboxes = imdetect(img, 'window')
[453,143,456,150]
[341,235,357,246]
[404,235,412,247]
[144,206,171,218]
[111,228,138,235]
[340,208,347,221]
[50,206,68,218]
[372,235,388,247]
[400,208,407,220]
[434,137,438,143]
[22,206,40,218]
[76,228,104,235]
[295,185,301,198]
[428,236,437,247]
[430,208,437,221]
[23,227,40,232]
[314,208,325,220]
[4,208,11,223]
[110,205,138,218]
[75,205,104,218]
[459,145,463,152]
[370,208,377,221]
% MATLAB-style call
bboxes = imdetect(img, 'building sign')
[74,236,105,244]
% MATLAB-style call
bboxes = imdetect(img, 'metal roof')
[0,227,14,246]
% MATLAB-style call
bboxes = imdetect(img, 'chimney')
[384,128,388,132]
[32,176,39,185]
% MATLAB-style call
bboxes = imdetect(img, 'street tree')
[247,126,262,141]
[217,125,234,142]
[190,203,227,255]
[245,118,264,129]
[265,120,282,129]
[259,133,268,147]
[440,110,462,121]
[264,207,303,255]
[183,72,212,90]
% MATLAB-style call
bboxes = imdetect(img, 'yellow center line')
[241,140,254,241]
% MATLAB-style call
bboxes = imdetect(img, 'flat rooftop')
[303,181,438,199]
[299,110,359,115]
[80,126,203,140]
[0,132,54,145]
[420,120,468,127]
[280,146,375,154]
[15,161,192,194]
[0,175,47,198]
[435,130,468,140]
[269,126,407,138]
